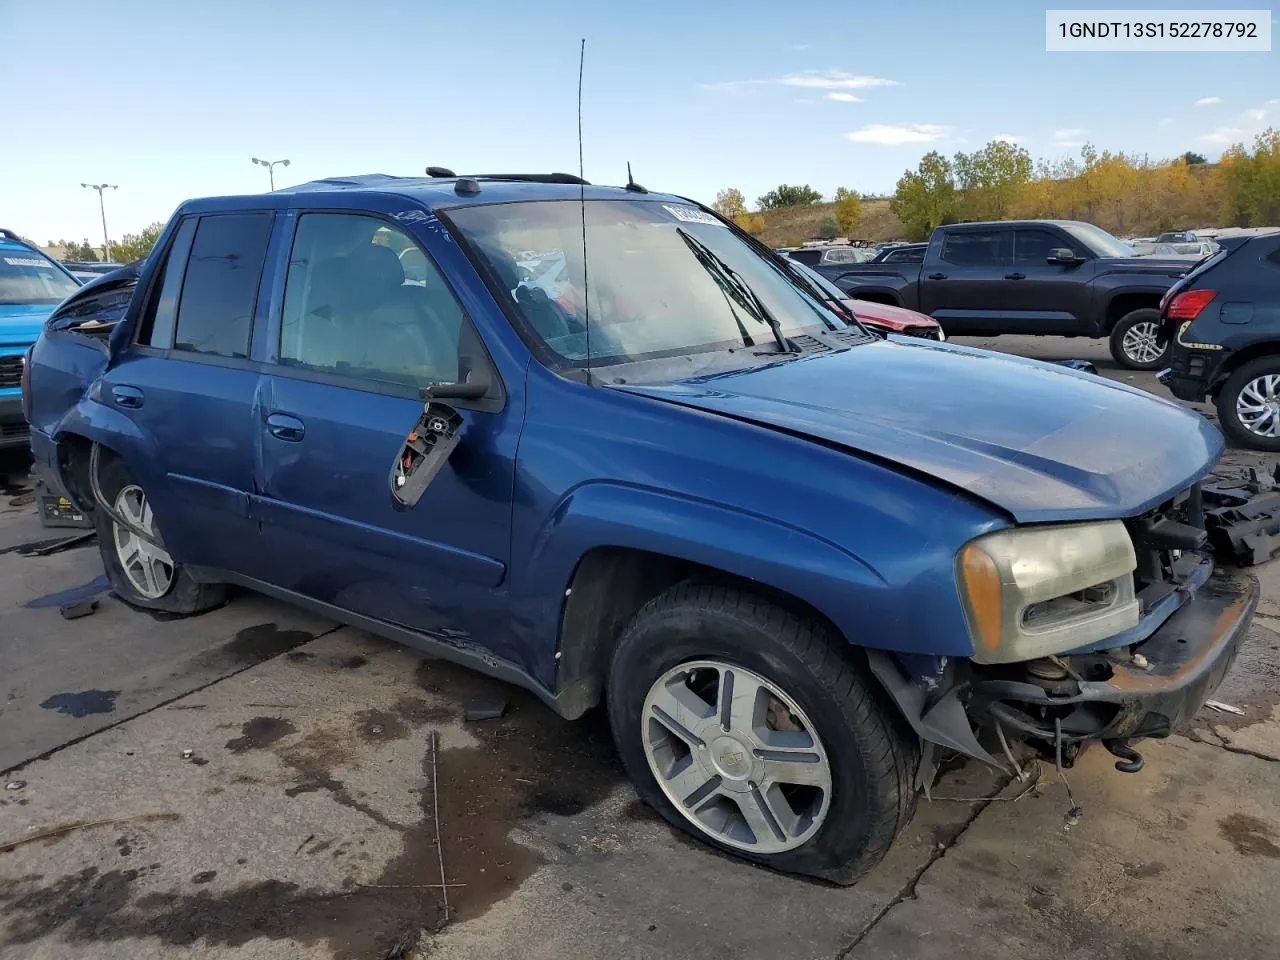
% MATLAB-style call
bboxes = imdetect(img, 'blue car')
[23,173,1257,882]
[0,229,81,451]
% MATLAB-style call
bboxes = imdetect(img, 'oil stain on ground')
[24,575,110,609]
[224,717,297,754]
[0,659,623,958]
[202,623,317,670]
[39,690,119,718]
[1219,813,1280,858]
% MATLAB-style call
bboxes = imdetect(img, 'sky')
[2,0,1276,246]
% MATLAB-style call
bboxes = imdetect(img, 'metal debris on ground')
[181,749,194,760]
[1204,699,1246,716]
[17,532,96,558]
[463,697,507,722]
[4,781,25,791]
[58,599,99,620]
[1201,464,1280,566]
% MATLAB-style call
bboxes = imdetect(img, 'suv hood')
[619,340,1221,524]
[0,303,53,347]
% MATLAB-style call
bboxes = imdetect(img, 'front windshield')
[792,261,847,301]
[1062,222,1137,258]
[445,199,848,366]
[0,249,80,304]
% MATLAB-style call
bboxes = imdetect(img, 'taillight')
[1166,289,1216,320]
[20,346,33,421]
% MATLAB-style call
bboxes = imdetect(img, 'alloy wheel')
[112,484,174,599]
[1236,374,1280,438]
[1121,321,1167,366]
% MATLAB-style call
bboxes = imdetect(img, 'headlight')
[956,521,1139,664]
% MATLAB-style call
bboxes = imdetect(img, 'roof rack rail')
[464,173,591,186]
[0,228,25,242]
[425,166,456,178]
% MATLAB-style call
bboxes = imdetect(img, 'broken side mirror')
[389,373,489,508]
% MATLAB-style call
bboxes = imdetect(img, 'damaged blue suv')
[23,172,1257,883]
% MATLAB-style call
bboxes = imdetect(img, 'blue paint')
[26,574,110,609]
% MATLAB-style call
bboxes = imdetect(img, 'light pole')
[251,157,290,191]
[80,182,118,262]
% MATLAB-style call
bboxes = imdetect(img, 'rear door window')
[940,230,1011,267]
[172,214,272,358]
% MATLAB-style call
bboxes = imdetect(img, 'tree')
[732,212,768,235]
[816,217,839,240]
[952,139,1033,220]
[110,222,165,263]
[757,184,823,210]
[833,187,862,235]
[1181,151,1207,165]
[890,151,956,240]
[713,188,747,219]
[50,238,99,260]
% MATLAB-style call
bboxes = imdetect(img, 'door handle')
[926,272,948,280]
[265,412,306,442]
[1004,272,1027,280]
[111,385,144,409]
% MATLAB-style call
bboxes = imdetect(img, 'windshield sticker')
[661,204,725,227]
[3,257,53,268]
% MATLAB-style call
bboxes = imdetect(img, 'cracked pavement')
[1,335,1279,960]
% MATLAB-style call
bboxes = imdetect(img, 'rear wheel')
[1217,356,1280,452]
[93,455,225,614]
[607,584,918,884]
[1109,309,1169,370]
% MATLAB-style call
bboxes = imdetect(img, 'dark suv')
[23,172,1256,884]
[1158,231,1280,449]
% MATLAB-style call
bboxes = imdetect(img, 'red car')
[789,258,945,341]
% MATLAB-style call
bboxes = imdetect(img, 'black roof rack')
[0,228,25,243]
[464,173,591,186]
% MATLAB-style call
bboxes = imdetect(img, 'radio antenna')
[578,37,591,381]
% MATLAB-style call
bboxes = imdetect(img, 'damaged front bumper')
[872,567,1258,783]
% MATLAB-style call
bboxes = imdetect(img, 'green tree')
[833,187,862,235]
[890,151,956,240]
[757,184,823,210]
[816,217,839,240]
[50,238,99,260]
[713,188,747,218]
[110,222,165,263]
[952,139,1033,219]
[1181,151,1207,165]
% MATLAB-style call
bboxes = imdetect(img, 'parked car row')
[17,172,1257,884]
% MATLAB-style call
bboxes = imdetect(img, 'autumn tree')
[110,222,165,263]
[1220,128,1280,227]
[833,187,862,235]
[952,140,1033,220]
[733,212,768,235]
[713,188,747,218]
[890,151,956,240]
[757,184,823,210]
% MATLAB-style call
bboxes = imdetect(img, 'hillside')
[757,198,905,247]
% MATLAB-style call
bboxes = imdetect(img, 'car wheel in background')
[1109,309,1169,370]
[93,455,225,614]
[1217,356,1280,452]
[607,583,918,885]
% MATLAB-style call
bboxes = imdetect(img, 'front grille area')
[1122,484,1209,611]
[0,422,29,440]
[0,355,21,389]
[901,326,941,340]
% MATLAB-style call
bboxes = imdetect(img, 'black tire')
[1216,356,1280,452]
[1109,308,1169,370]
[93,455,225,615]
[607,583,918,885]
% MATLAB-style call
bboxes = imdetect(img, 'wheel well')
[845,289,900,307]
[554,547,846,718]
[55,433,98,512]
[1207,343,1280,397]
[1104,293,1162,332]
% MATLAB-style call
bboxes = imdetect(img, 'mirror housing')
[1048,248,1079,265]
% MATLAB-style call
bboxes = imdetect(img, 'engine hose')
[88,442,165,549]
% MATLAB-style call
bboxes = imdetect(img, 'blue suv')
[23,173,1257,882]
[0,229,80,451]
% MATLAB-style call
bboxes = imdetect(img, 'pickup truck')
[819,220,1191,370]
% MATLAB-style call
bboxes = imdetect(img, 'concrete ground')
[1,335,1278,960]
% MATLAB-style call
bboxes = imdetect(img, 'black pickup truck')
[814,220,1191,369]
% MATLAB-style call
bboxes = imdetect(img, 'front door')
[252,211,521,657]
[917,228,1012,334]
[101,212,273,572]
[1003,227,1095,334]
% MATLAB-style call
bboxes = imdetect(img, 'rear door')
[99,212,274,571]
[1004,227,1095,333]
[918,228,1012,333]
[252,208,520,647]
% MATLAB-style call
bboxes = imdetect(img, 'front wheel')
[93,455,225,614]
[607,584,918,884]
[1217,356,1280,452]
[1109,309,1169,370]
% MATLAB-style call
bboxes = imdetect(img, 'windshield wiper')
[677,228,796,354]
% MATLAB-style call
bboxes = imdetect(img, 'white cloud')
[703,69,899,93]
[845,124,948,145]
[1198,126,1249,144]
[1244,107,1267,121]
[1269,99,1280,105]
[1053,128,1084,140]
[1194,96,1222,106]
[825,92,862,102]
[992,133,1022,143]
